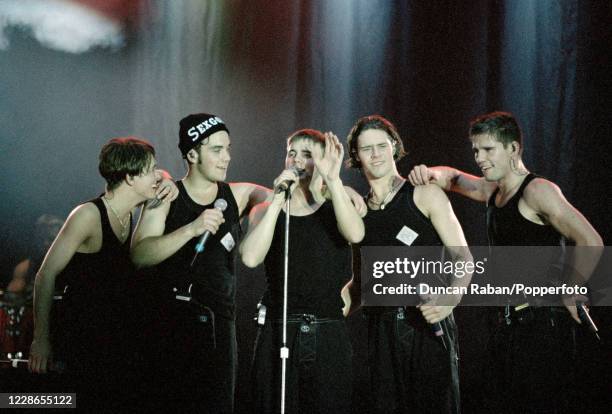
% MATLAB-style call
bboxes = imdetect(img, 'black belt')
[365,306,422,319]
[172,293,217,348]
[500,304,569,325]
[268,314,342,324]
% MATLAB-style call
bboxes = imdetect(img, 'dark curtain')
[1,1,610,412]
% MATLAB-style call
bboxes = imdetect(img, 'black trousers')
[142,299,237,413]
[366,307,460,414]
[60,352,135,411]
[50,301,136,410]
[250,316,353,414]
[484,307,577,414]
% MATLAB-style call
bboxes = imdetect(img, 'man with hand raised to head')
[240,129,364,414]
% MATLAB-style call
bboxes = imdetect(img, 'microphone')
[191,199,228,266]
[418,283,444,337]
[147,197,162,209]
[430,321,444,337]
[275,167,299,194]
[577,301,600,341]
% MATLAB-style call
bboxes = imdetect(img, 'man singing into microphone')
[130,113,271,412]
[343,115,472,414]
[240,129,364,413]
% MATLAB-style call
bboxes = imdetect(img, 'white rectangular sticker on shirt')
[220,232,235,252]
[396,226,419,246]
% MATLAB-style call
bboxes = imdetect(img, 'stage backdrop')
[1,1,610,412]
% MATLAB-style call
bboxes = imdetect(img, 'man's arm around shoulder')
[409,165,496,203]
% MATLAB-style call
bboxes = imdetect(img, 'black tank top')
[486,174,564,246]
[361,182,442,247]
[156,181,241,319]
[361,183,443,316]
[55,197,135,346]
[262,201,351,318]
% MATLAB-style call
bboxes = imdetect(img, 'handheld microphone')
[275,167,299,194]
[191,199,227,266]
[418,283,444,337]
[430,321,444,337]
[577,301,600,341]
[147,197,162,209]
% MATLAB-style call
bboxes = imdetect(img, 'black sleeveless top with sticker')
[156,181,242,320]
[360,182,443,315]
[361,182,442,247]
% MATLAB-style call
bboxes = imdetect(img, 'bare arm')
[524,179,603,248]
[311,133,365,243]
[326,181,365,243]
[230,182,273,217]
[414,185,474,323]
[151,170,180,204]
[341,244,362,316]
[409,165,497,203]
[130,198,224,268]
[523,179,603,322]
[29,204,98,373]
[239,169,301,268]
[341,186,367,218]
[309,178,367,218]
[309,166,327,204]
[240,201,283,268]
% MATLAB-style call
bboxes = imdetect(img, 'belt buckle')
[504,304,511,325]
[256,303,267,325]
[515,303,529,312]
[397,307,405,320]
[300,314,315,333]
[301,314,315,324]
[514,303,532,324]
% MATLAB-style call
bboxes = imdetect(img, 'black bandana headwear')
[179,113,229,157]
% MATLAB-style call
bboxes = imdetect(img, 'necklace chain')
[368,177,405,210]
[103,196,129,237]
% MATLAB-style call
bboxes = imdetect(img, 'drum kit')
[0,289,34,369]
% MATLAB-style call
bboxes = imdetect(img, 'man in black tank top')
[29,138,176,409]
[130,113,272,412]
[344,115,473,414]
[409,111,603,413]
[240,129,364,413]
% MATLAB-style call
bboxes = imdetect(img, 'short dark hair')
[469,111,522,148]
[286,129,326,147]
[346,115,406,169]
[99,137,155,190]
[186,140,207,165]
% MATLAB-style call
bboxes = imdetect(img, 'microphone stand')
[280,189,291,414]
